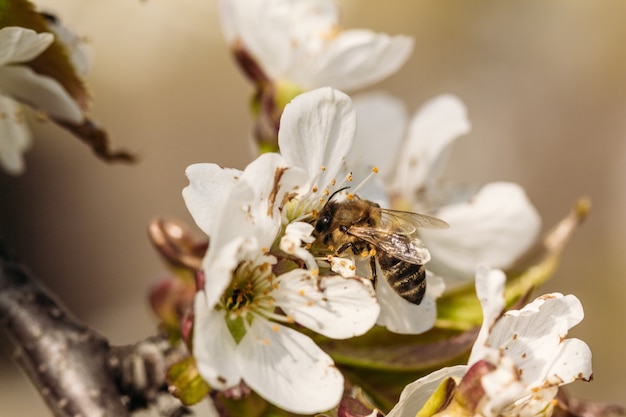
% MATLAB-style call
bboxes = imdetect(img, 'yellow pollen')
[311,269,319,276]
[263,339,271,346]
[346,194,354,200]
[360,251,368,258]
[286,315,295,323]
[306,301,314,306]
[273,284,279,290]
[372,166,379,173]
[369,248,377,256]
[299,289,306,296]
[324,189,330,196]
[312,186,318,192]
[347,174,353,182]
[349,265,356,271]
[320,166,326,171]
[328,245,334,251]
[261,247,269,253]
[272,325,279,332]
[331,179,336,186]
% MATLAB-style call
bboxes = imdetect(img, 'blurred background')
[1,0,625,415]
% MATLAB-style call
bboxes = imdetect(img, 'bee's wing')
[347,226,431,265]
[379,209,449,235]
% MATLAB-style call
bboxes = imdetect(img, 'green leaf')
[435,198,590,330]
[167,357,210,406]
[315,325,476,372]
[215,390,306,417]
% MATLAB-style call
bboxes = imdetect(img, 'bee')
[313,189,448,305]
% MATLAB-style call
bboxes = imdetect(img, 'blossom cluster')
[0,1,598,416]
[174,0,594,415]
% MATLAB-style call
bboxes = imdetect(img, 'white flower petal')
[239,152,308,243]
[376,273,444,334]
[280,222,317,271]
[392,94,470,193]
[183,163,242,235]
[488,293,589,386]
[45,17,91,76]
[543,338,593,385]
[308,30,414,92]
[386,366,467,417]
[329,256,356,277]
[193,292,241,389]
[0,96,31,175]
[351,91,408,178]
[220,0,337,81]
[421,182,541,280]
[0,27,53,66]
[279,87,356,191]
[273,269,379,339]
[237,319,344,414]
[480,355,533,415]
[0,66,83,122]
[203,236,260,310]
[469,266,506,364]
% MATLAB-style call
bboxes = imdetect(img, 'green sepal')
[0,0,90,110]
[274,80,305,113]
[435,198,590,330]
[416,377,457,417]
[226,314,247,344]
[166,357,211,406]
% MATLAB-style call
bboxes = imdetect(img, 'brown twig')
[0,242,190,417]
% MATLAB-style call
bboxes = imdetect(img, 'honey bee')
[313,189,448,305]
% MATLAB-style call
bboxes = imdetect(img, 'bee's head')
[314,186,349,235]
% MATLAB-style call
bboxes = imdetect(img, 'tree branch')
[0,242,190,417]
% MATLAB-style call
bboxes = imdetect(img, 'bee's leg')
[369,256,378,288]
[336,242,353,255]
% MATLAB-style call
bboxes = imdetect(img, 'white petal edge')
[236,318,344,414]
[376,273,444,335]
[351,91,408,179]
[0,66,82,122]
[183,163,242,236]
[202,236,260,310]
[468,266,506,365]
[0,27,53,66]
[273,269,379,339]
[392,94,470,193]
[307,30,414,92]
[219,0,337,81]
[193,292,241,389]
[486,293,588,386]
[278,87,356,192]
[279,222,317,271]
[0,96,31,175]
[421,182,541,280]
[386,365,467,417]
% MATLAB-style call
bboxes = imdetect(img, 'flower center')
[224,260,274,311]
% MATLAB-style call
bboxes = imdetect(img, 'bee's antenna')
[326,186,350,203]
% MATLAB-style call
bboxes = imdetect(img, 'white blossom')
[185,138,380,414]
[352,92,541,283]
[276,88,444,334]
[0,26,85,175]
[220,0,413,92]
[386,266,593,417]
